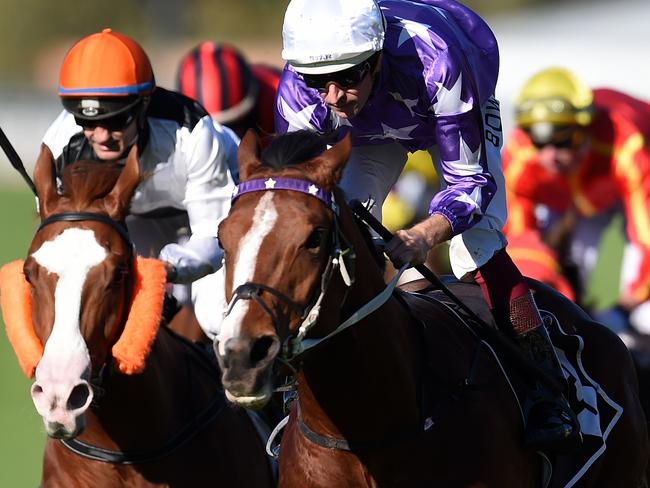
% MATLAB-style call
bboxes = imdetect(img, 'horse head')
[215,130,380,408]
[0,145,166,439]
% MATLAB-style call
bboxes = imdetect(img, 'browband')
[233,177,338,213]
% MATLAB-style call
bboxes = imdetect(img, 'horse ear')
[238,129,262,182]
[33,144,59,219]
[105,144,141,221]
[310,134,352,187]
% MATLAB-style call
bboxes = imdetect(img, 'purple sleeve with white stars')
[274,0,500,235]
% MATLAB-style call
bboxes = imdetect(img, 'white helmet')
[282,0,385,74]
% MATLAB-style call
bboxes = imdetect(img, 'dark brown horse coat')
[215,130,648,487]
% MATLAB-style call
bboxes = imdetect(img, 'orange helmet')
[59,29,155,121]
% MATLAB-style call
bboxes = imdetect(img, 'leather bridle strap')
[228,282,306,332]
[60,390,226,464]
[38,212,131,246]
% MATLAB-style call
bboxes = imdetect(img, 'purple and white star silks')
[275,0,500,235]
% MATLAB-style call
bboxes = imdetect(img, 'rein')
[60,328,228,465]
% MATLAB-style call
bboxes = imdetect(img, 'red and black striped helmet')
[176,42,258,124]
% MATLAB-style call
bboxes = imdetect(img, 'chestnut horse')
[215,130,648,487]
[0,145,274,487]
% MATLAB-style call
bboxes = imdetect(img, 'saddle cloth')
[397,278,623,488]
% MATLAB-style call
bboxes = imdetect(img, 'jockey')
[41,28,236,338]
[504,67,650,334]
[176,41,281,157]
[276,0,578,450]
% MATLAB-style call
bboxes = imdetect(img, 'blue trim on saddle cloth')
[232,178,338,213]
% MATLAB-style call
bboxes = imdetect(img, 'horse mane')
[260,130,332,169]
[60,160,123,207]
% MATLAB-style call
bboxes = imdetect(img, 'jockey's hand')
[384,214,452,268]
[164,262,178,283]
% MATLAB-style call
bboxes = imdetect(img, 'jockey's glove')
[159,235,224,284]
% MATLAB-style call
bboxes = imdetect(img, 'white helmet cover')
[282,0,385,74]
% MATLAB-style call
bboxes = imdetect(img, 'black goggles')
[301,53,379,91]
[526,125,581,150]
[75,104,142,132]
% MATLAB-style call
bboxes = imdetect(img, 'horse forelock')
[60,161,122,207]
[253,131,345,189]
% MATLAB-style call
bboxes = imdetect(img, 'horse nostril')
[67,383,91,411]
[250,335,279,367]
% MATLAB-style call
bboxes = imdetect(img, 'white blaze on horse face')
[32,228,107,385]
[218,192,278,355]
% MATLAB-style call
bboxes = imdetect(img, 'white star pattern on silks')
[431,74,472,115]
[446,133,483,176]
[265,178,277,189]
[363,123,419,141]
[232,186,239,197]
[308,184,319,195]
[394,16,436,49]
[280,96,318,132]
[389,91,420,117]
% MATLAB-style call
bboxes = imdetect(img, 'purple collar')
[232,177,338,213]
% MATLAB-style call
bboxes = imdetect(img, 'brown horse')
[215,130,649,487]
[0,145,275,487]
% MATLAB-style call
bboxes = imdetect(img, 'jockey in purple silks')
[275,0,579,451]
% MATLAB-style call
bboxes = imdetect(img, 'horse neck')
[82,328,219,449]
[296,206,422,440]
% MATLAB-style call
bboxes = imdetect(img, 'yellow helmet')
[515,67,593,128]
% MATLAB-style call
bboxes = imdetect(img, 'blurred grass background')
[0,187,41,487]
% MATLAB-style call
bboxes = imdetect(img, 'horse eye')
[23,268,32,284]
[113,266,127,284]
[305,228,326,250]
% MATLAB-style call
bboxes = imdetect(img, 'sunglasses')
[527,125,582,150]
[301,53,379,91]
[75,109,139,132]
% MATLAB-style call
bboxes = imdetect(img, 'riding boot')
[511,293,580,452]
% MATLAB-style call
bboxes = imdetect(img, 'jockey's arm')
[613,131,650,306]
[159,117,236,284]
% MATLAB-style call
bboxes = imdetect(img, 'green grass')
[0,186,43,487]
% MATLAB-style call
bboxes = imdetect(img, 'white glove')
[159,236,224,284]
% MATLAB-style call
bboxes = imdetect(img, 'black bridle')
[225,208,354,361]
[36,211,227,464]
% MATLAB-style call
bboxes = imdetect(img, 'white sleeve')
[182,115,236,239]
[42,110,83,158]
[159,116,235,283]
[211,122,241,183]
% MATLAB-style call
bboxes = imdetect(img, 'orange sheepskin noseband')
[0,257,167,378]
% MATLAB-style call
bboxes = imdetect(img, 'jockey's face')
[530,126,590,175]
[82,117,139,161]
[320,76,373,119]
[314,55,381,119]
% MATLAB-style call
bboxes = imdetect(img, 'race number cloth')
[276,0,500,235]
[544,314,623,488]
